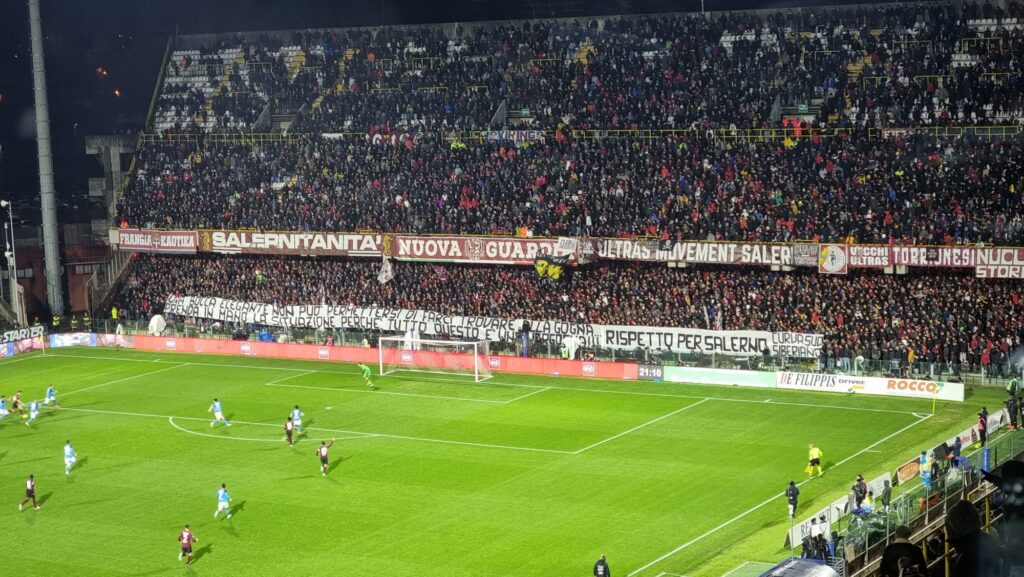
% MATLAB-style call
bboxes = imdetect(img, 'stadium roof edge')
[170,0,954,50]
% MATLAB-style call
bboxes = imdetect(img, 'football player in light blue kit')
[0,395,8,419]
[291,405,304,435]
[25,400,40,426]
[208,398,231,428]
[43,386,58,410]
[214,483,232,519]
[64,441,78,475]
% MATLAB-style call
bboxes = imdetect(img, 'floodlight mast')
[28,0,64,315]
[1,201,23,325]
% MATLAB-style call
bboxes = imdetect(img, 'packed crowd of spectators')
[117,130,1024,244]
[115,254,1024,374]
[125,2,1024,241]
[114,4,1024,375]
[151,2,1023,135]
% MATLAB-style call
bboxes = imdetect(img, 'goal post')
[378,336,493,382]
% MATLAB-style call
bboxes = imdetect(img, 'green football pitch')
[0,348,1003,577]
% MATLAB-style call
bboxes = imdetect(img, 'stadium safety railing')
[839,430,1023,577]
[129,125,1024,149]
[866,124,1024,140]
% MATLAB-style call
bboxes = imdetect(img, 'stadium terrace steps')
[573,40,595,65]
[968,17,1022,32]
[285,46,306,80]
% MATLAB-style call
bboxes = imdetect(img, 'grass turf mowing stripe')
[2,349,995,576]
[627,413,932,576]
[263,370,316,385]
[503,387,552,403]
[41,350,918,415]
[59,406,577,454]
[264,379,511,404]
[61,363,190,398]
[573,399,710,454]
[0,352,47,366]
[167,416,376,444]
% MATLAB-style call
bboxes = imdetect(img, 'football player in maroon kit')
[284,415,295,447]
[178,524,198,565]
[18,474,39,511]
[316,439,336,476]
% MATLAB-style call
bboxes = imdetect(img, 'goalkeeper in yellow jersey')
[357,363,377,389]
[807,444,824,478]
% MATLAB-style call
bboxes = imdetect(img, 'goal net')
[378,336,493,382]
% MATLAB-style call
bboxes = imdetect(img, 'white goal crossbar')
[378,336,493,382]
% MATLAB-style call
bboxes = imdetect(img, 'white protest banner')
[554,237,579,257]
[598,324,821,357]
[164,295,824,358]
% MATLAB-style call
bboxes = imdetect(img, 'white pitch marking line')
[724,397,913,415]
[627,413,933,576]
[381,372,539,390]
[264,370,316,385]
[265,380,508,404]
[167,416,372,444]
[368,430,573,454]
[45,352,534,396]
[0,353,46,366]
[61,363,190,398]
[720,561,752,577]
[61,407,572,455]
[378,373,918,415]
[573,399,710,455]
[168,417,281,443]
[38,352,318,372]
[384,373,917,415]
[502,387,551,403]
[42,352,919,416]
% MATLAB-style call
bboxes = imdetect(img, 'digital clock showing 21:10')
[637,365,664,381]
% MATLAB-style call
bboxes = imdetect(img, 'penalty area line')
[264,380,508,404]
[502,387,551,404]
[167,417,373,444]
[573,399,710,455]
[264,370,316,386]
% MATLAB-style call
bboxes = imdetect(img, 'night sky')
[0,0,896,225]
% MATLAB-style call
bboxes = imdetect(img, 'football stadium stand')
[119,2,1024,241]
[66,3,1024,575]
